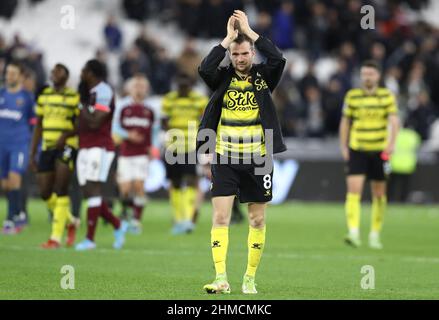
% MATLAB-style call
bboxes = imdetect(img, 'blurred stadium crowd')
[0,0,438,141]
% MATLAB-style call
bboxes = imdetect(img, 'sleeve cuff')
[254,35,265,47]
[95,103,111,112]
[218,44,228,51]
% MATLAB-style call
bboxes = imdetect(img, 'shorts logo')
[63,146,72,160]
[264,190,271,197]
[210,183,213,191]
[212,241,221,248]
[383,161,391,175]
[252,243,262,250]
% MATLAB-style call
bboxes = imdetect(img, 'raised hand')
[232,10,250,34]
[221,16,239,49]
[232,10,259,42]
[227,16,239,41]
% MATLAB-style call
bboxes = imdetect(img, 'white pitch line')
[1,244,439,264]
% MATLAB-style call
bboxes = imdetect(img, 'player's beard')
[235,62,251,74]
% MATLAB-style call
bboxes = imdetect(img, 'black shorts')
[346,149,390,181]
[164,152,197,180]
[38,146,77,173]
[211,155,273,203]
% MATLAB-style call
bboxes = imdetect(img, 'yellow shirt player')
[29,63,80,249]
[216,73,266,158]
[161,73,207,234]
[339,60,400,250]
[199,11,286,295]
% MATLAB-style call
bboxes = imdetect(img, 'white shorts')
[76,147,115,186]
[117,155,149,183]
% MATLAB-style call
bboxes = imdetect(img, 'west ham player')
[75,59,128,251]
[0,62,36,234]
[112,75,154,234]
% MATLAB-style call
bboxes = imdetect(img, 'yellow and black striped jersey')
[162,90,207,153]
[35,87,80,150]
[343,87,398,152]
[216,74,266,158]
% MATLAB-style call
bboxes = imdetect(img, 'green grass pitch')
[0,199,438,299]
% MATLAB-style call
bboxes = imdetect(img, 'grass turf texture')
[0,199,438,299]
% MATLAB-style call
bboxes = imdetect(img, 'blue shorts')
[0,143,29,179]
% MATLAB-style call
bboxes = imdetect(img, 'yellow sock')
[170,188,183,223]
[50,196,71,242]
[211,227,229,275]
[345,193,361,234]
[246,225,266,277]
[371,196,387,233]
[46,193,57,212]
[182,187,196,221]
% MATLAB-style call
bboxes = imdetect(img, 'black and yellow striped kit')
[343,87,398,152]
[35,87,80,150]
[216,74,266,158]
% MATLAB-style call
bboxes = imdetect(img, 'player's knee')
[133,183,145,195]
[213,211,229,226]
[53,188,68,197]
[347,191,361,197]
[1,178,10,191]
[118,185,130,198]
[371,185,386,198]
[249,214,265,229]
[347,180,363,194]
[83,184,101,198]
[7,177,21,190]
[184,175,197,187]
[52,182,68,197]
[346,179,362,193]
[171,178,182,188]
[120,191,130,199]
[373,192,386,199]
[40,190,52,200]
[9,182,20,191]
